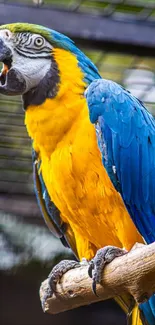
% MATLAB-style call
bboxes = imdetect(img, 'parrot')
[0,22,153,325]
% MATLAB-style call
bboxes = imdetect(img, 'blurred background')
[0,1,155,324]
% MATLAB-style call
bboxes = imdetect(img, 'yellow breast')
[26,99,142,257]
[25,48,143,260]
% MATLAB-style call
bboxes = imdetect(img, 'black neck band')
[22,58,60,110]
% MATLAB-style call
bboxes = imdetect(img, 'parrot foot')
[88,245,127,296]
[41,259,80,311]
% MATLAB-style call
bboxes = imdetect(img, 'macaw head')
[0,23,99,108]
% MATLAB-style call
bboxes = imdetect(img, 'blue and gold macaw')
[0,22,153,325]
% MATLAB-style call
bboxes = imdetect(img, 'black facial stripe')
[15,32,29,43]
[16,47,51,55]
[14,34,23,45]
[20,34,30,45]
[23,47,51,54]
[23,36,32,46]
[14,32,52,58]
[23,57,60,110]
[14,47,51,59]
[25,45,51,52]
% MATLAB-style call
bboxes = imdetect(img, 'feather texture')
[86,78,155,324]
[32,148,79,257]
[86,78,155,243]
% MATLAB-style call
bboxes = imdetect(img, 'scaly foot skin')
[41,260,80,310]
[88,245,127,296]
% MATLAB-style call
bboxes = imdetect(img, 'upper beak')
[0,38,12,62]
[0,38,26,96]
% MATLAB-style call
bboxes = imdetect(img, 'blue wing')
[85,79,155,244]
[32,148,78,257]
[86,78,155,325]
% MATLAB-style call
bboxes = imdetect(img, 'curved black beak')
[0,38,12,62]
[0,38,26,96]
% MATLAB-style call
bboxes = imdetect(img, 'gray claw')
[88,259,94,278]
[48,260,80,294]
[41,259,80,311]
[88,246,127,296]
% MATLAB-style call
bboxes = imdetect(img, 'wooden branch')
[40,242,155,314]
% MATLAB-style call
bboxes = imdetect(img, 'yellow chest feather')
[25,48,142,259]
[25,98,142,252]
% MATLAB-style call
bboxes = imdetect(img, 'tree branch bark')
[40,242,155,314]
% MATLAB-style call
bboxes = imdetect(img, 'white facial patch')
[12,53,51,91]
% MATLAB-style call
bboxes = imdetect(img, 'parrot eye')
[34,37,44,47]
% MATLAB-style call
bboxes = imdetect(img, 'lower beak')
[0,67,27,96]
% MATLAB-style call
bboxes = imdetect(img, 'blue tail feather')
[140,296,155,325]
